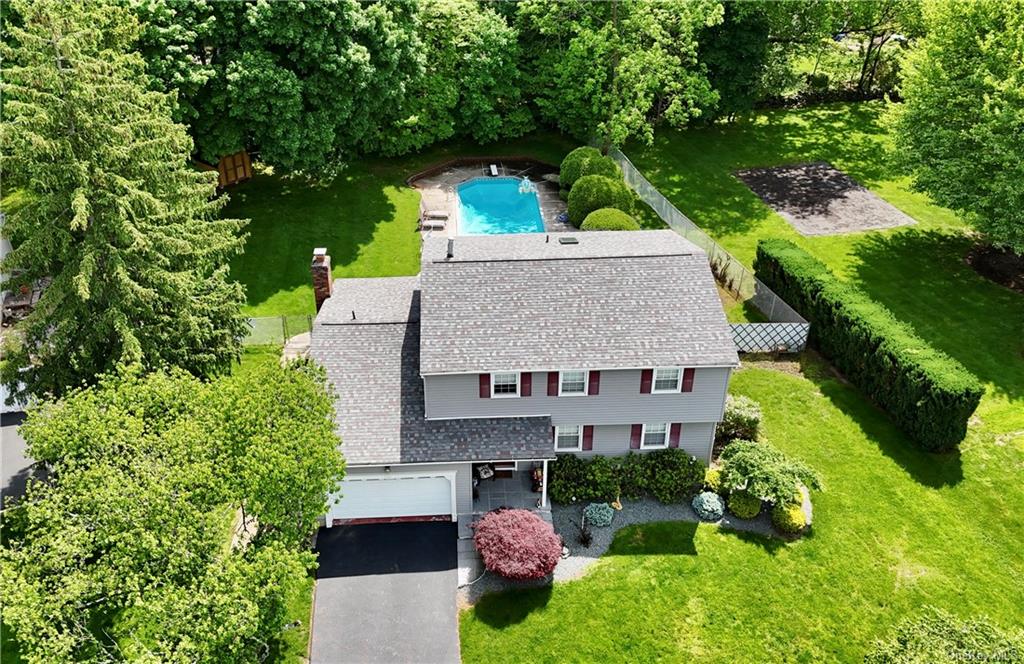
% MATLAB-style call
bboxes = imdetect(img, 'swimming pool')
[457,177,545,235]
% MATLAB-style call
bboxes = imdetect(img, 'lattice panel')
[731,323,809,353]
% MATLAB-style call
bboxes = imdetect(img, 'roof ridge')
[428,252,694,265]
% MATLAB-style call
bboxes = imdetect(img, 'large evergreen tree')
[0,0,248,401]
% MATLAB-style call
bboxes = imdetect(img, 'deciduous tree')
[0,362,345,662]
[891,0,1024,254]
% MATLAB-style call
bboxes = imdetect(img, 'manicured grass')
[460,103,1024,661]
[626,101,1024,435]
[460,358,1024,661]
[226,132,576,317]
[268,574,315,664]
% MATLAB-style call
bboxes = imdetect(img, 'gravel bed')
[458,496,782,606]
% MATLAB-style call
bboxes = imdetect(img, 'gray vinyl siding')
[423,367,731,425]
[567,422,715,464]
[346,463,473,516]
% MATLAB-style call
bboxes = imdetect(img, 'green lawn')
[460,358,1024,662]
[459,103,1024,661]
[226,132,575,317]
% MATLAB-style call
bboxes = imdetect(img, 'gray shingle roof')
[310,312,553,466]
[419,231,738,375]
[318,276,421,325]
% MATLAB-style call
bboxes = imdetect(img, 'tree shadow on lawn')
[225,169,407,313]
[629,103,898,240]
[605,521,699,556]
[800,354,965,489]
[849,228,1024,405]
[470,584,554,629]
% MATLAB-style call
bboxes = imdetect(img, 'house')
[309,230,739,525]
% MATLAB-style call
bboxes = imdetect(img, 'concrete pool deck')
[411,161,571,236]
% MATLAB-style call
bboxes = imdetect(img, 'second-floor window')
[653,367,682,393]
[559,370,588,396]
[491,372,520,398]
[641,423,669,449]
[555,425,583,451]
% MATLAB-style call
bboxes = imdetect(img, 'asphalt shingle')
[311,318,553,466]
[419,231,738,375]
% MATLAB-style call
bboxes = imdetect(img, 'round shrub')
[473,509,562,580]
[614,452,649,500]
[559,146,620,191]
[583,502,614,528]
[715,395,763,446]
[581,208,640,231]
[691,491,725,522]
[703,468,724,495]
[583,455,618,502]
[771,501,806,534]
[547,454,588,503]
[567,175,633,227]
[646,448,705,504]
[727,489,762,519]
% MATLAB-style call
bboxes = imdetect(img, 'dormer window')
[491,372,520,398]
[558,370,588,396]
[653,367,682,393]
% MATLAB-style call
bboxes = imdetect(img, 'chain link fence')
[611,148,810,352]
[243,315,313,346]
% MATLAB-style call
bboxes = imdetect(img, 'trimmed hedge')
[559,146,621,191]
[754,239,983,451]
[581,208,641,231]
[567,175,633,227]
[548,449,703,505]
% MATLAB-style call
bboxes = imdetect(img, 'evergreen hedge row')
[753,239,983,451]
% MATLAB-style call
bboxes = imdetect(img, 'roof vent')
[446,238,454,259]
[558,236,579,245]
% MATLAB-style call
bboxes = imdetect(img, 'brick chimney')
[311,247,332,312]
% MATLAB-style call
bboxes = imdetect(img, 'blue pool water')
[457,177,545,235]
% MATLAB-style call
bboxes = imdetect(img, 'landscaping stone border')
[458,496,784,607]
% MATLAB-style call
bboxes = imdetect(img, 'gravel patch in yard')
[458,497,779,606]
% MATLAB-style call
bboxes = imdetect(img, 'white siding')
[424,367,731,426]
[344,463,473,516]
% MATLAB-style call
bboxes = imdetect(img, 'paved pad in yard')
[311,522,459,664]
[736,162,916,236]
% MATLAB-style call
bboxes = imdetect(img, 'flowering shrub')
[583,502,614,528]
[473,509,562,581]
[727,489,762,519]
[691,491,725,522]
[704,468,724,495]
[716,395,763,446]
[771,501,806,534]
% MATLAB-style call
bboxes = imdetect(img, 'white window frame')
[490,371,520,398]
[558,369,589,397]
[554,425,584,452]
[640,423,669,449]
[652,367,683,394]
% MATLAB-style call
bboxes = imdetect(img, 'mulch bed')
[965,244,1024,294]
[735,161,916,236]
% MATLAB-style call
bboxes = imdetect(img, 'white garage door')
[327,472,455,524]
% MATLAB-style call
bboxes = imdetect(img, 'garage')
[326,470,456,525]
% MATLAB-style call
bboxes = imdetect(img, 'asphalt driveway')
[2,411,38,509]
[311,521,459,664]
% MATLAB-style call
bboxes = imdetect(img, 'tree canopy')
[0,361,345,662]
[0,0,248,401]
[891,0,1024,254]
